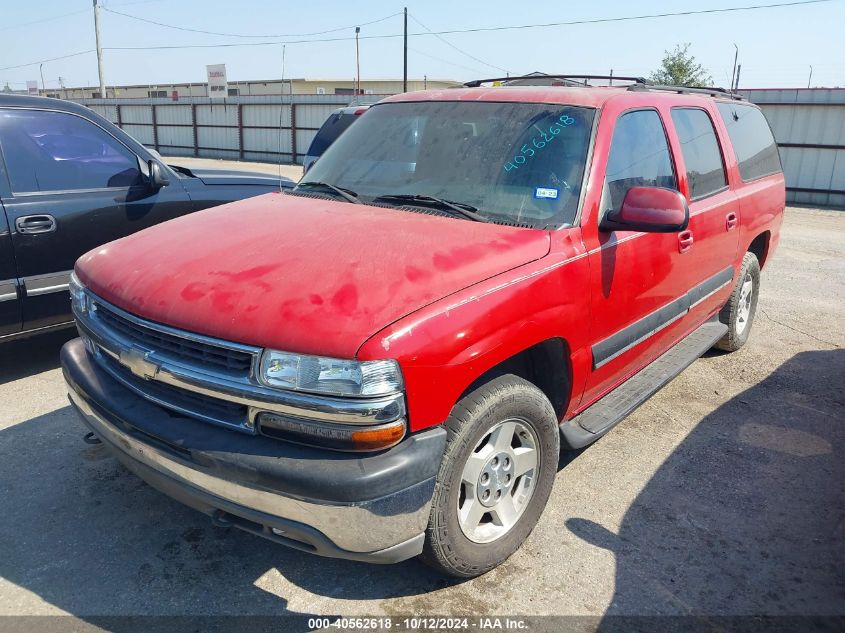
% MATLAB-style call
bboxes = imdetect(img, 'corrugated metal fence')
[741,88,845,208]
[79,90,845,207]
[78,95,377,165]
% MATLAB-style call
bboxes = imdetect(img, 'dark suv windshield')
[306,111,360,157]
[303,101,595,228]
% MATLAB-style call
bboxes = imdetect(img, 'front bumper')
[62,338,446,563]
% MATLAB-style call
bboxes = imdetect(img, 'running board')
[560,318,728,449]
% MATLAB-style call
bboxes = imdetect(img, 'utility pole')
[731,43,739,91]
[807,65,813,88]
[93,0,106,98]
[39,64,45,93]
[734,64,742,91]
[403,7,408,92]
[355,26,361,100]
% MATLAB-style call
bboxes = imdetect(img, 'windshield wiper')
[373,194,488,222]
[296,181,361,204]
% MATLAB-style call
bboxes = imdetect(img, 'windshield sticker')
[503,114,576,172]
[534,187,559,199]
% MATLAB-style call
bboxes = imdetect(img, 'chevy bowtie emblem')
[119,346,159,380]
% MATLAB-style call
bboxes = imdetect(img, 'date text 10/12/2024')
[308,616,530,630]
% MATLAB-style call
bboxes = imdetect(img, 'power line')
[0,50,95,72]
[0,8,89,32]
[1,76,65,87]
[408,14,510,74]
[407,47,487,76]
[102,7,403,38]
[106,0,168,6]
[4,1,837,74]
[106,41,298,51]
[99,0,839,52]
[416,0,838,38]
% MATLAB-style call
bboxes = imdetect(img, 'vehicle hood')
[180,167,294,188]
[75,194,551,358]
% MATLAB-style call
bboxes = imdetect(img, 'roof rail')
[463,74,647,88]
[628,83,746,101]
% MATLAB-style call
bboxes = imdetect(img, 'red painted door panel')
[579,106,693,408]
[665,106,739,320]
[584,229,688,403]
[682,188,739,320]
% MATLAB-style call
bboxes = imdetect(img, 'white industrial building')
[41,77,460,100]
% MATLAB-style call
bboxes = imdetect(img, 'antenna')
[278,44,286,192]
[731,44,739,92]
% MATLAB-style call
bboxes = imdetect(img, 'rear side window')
[671,108,727,199]
[717,103,782,182]
[0,109,142,194]
[604,109,676,212]
[306,113,358,157]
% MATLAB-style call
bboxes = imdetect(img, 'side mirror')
[600,186,689,233]
[148,160,170,190]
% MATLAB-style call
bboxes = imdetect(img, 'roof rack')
[462,75,747,101]
[463,74,647,88]
[627,83,746,101]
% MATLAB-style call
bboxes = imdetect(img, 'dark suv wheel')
[420,375,560,577]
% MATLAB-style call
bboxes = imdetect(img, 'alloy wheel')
[457,418,539,544]
[736,272,754,335]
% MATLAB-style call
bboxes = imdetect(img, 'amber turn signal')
[257,413,406,452]
[351,422,407,451]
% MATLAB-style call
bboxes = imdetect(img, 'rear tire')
[419,375,559,578]
[716,251,760,352]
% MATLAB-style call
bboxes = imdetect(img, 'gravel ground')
[0,205,842,626]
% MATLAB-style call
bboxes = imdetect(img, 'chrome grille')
[73,288,406,438]
[90,299,255,376]
[99,353,248,426]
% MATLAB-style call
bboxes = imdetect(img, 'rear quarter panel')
[736,173,786,267]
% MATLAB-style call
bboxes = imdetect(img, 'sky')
[2,0,844,91]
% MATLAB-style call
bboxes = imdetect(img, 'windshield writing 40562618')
[503,114,576,172]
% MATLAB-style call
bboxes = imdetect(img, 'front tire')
[716,251,761,352]
[420,375,560,578]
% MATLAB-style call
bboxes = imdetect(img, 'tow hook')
[82,431,102,445]
[211,510,233,528]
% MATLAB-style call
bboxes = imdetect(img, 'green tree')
[649,43,713,87]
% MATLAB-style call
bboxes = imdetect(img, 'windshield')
[303,100,595,228]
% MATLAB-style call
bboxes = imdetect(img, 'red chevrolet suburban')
[62,76,785,578]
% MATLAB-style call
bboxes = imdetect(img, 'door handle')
[726,212,739,231]
[678,230,694,254]
[15,214,57,234]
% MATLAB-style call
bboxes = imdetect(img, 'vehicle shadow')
[4,349,841,625]
[566,349,845,621]
[0,406,459,625]
[0,328,76,384]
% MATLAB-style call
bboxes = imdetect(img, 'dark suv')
[302,105,369,172]
[0,95,293,342]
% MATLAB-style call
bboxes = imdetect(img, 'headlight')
[258,350,403,397]
[69,272,88,315]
